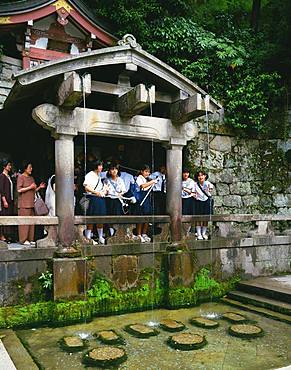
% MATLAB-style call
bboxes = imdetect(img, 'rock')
[60,336,86,352]
[83,346,127,367]
[96,330,125,345]
[159,319,185,332]
[189,317,219,329]
[242,195,260,207]
[273,194,289,208]
[167,332,207,350]
[228,324,263,338]
[223,195,242,208]
[210,136,232,153]
[230,182,251,195]
[222,312,248,323]
[124,324,159,338]
[216,183,230,196]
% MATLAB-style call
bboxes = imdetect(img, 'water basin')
[16,302,291,369]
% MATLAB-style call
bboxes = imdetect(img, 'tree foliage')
[88,0,290,133]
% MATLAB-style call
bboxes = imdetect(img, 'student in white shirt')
[83,160,108,245]
[135,164,157,243]
[150,165,166,214]
[181,168,195,215]
[193,170,214,240]
[104,163,126,236]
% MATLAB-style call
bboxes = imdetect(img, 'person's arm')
[0,176,7,208]
[139,178,157,190]
[17,176,36,193]
[36,182,46,192]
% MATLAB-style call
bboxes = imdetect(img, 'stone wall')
[186,120,291,216]
[0,55,22,109]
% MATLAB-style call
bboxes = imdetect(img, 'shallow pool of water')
[17,302,291,369]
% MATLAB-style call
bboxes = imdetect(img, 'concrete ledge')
[0,248,56,262]
[1,329,38,370]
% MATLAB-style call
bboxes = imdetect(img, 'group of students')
[82,161,166,244]
[182,168,214,240]
[0,157,213,246]
[82,160,213,244]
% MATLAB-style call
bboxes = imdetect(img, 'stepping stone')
[59,336,86,352]
[222,312,248,323]
[95,330,125,345]
[189,317,219,329]
[159,319,185,332]
[124,324,159,338]
[229,324,264,339]
[167,332,207,351]
[83,346,127,367]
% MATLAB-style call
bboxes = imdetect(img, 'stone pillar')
[55,132,76,249]
[166,142,184,242]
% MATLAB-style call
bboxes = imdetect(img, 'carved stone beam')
[117,84,155,117]
[170,93,211,124]
[57,71,91,108]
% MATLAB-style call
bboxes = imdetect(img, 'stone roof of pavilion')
[5,41,222,112]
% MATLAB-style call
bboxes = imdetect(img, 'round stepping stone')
[95,330,125,345]
[222,312,248,323]
[189,317,219,329]
[83,346,127,368]
[124,323,159,338]
[229,324,264,339]
[159,319,185,332]
[167,332,207,351]
[59,336,86,352]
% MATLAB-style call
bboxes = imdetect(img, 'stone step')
[237,275,291,304]
[221,297,291,325]
[227,290,291,316]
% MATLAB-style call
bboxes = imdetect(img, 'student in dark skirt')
[181,168,195,215]
[135,164,157,243]
[83,160,108,245]
[104,163,126,236]
[193,170,214,240]
[181,168,195,235]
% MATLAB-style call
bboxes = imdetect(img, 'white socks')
[196,226,202,236]
[85,229,92,239]
[97,228,104,238]
[109,227,115,236]
[202,226,207,236]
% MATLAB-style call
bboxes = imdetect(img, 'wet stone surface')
[190,317,219,328]
[16,302,291,370]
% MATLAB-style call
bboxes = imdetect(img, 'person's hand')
[153,179,158,184]
[30,183,37,190]
[39,182,46,189]
[3,200,8,208]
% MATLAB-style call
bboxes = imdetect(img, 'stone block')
[277,207,291,215]
[230,182,251,195]
[223,195,242,207]
[216,183,230,195]
[112,255,138,290]
[273,194,289,208]
[209,135,232,152]
[53,258,86,300]
[213,195,223,206]
[242,195,260,206]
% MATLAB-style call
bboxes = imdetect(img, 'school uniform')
[135,175,152,215]
[149,171,166,214]
[120,171,135,195]
[83,171,106,216]
[106,177,126,215]
[194,180,214,215]
[182,178,195,215]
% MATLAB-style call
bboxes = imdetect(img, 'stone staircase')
[221,275,291,324]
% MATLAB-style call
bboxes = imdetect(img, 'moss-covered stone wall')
[186,124,290,216]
